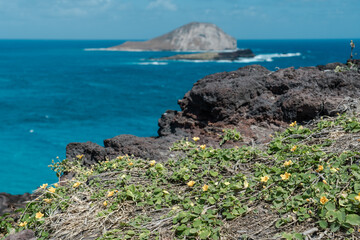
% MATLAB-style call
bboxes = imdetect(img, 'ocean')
[0,39,357,194]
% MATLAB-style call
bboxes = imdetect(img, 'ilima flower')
[280,172,291,180]
[355,193,360,201]
[107,191,115,197]
[149,160,156,166]
[76,154,84,160]
[192,137,200,142]
[260,176,270,183]
[187,181,195,187]
[40,183,48,189]
[128,162,133,166]
[316,165,324,172]
[283,160,293,167]
[163,190,169,194]
[289,121,297,127]
[103,201,108,207]
[290,146,297,152]
[54,183,59,187]
[73,182,81,188]
[244,180,249,188]
[19,221,27,227]
[43,198,52,203]
[322,180,327,184]
[320,196,329,205]
[200,145,206,150]
[35,212,44,219]
[48,187,56,193]
[202,184,209,191]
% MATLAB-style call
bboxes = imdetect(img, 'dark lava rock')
[4,230,36,240]
[156,49,255,61]
[65,62,360,168]
[0,193,33,216]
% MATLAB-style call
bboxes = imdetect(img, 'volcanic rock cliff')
[108,22,237,51]
[65,61,360,166]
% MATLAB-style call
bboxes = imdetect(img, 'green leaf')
[325,202,336,211]
[199,230,211,239]
[346,214,360,225]
[330,222,340,232]
[318,220,328,229]
[209,171,218,177]
[208,197,216,205]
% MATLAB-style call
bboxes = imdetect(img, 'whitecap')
[137,62,168,65]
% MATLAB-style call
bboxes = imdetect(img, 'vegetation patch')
[2,114,360,239]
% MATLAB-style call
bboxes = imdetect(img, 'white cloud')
[147,0,177,11]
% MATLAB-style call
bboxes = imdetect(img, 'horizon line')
[1,38,360,41]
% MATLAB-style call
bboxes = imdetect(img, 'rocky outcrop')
[0,193,33,216]
[65,62,360,166]
[3,230,36,240]
[108,22,237,51]
[155,49,254,61]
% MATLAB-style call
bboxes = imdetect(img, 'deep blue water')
[0,39,358,194]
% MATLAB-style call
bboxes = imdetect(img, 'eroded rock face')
[4,230,36,240]
[158,63,360,143]
[108,22,237,51]
[0,193,33,216]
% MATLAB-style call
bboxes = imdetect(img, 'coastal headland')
[1,60,360,239]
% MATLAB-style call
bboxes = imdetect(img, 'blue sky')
[1,0,359,39]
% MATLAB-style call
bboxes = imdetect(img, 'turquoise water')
[0,39,357,194]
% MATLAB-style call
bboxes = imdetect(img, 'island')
[107,22,237,51]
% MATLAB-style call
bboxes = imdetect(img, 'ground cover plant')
[1,113,360,239]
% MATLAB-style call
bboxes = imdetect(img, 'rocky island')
[107,22,237,52]
[2,61,360,240]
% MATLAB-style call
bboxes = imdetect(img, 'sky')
[1,0,359,40]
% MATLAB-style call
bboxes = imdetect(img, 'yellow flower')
[320,196,329,205]
[202,184,209,191]
[73,182,81,188]
[35,212,44,219]
[163,190,169,194]
[103,201,107,207]
[306,198,310,202]
[40,183,48,189]
[76,154,84,160]
[43,198,52,203]
[283,160,293,167]
[19,221,27,227]
[54,183,59,187]
[48,187,56,193]
[192,137,200,142]
[316,165,324,172]
[260,176,270,183]
[200,145,206,150]
[128,162,133,166]
[107,191,115,197]
[289,121,297,127]
[224,182,230,186]
[322,180,327,184]
[280,172,291,180]
[187,181,195,187]
[290,145,297,152]
[149,160,156,166]
[355,195,360,201]
[244,180,249,188]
